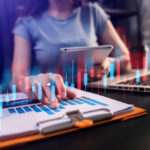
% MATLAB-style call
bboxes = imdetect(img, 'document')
[0,88,134,141]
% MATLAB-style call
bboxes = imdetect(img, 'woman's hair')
[18,0,85,17]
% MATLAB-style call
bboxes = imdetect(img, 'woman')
[12,0,131,108]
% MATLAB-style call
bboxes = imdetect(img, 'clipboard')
[0,106,147,149]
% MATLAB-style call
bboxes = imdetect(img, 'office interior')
[0,0,150,150]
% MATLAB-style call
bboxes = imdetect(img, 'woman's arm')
[100,20,132,72]
[12,35,31,77]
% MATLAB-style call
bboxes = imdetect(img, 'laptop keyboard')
[117,74,150,86]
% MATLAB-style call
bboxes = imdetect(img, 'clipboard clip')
[37,108,113,134]
[67,110,94,128]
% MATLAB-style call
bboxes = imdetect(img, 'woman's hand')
[17,73,76,109]
[88,57,113,79]
[94,57,111,78]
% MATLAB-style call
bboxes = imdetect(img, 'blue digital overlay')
[0,98,2,116]
[51,84,55,102]
[12,84,16,101]
[65,72,68,88]
[65,82,68,88]
[103,75,107,87]
[71,83,75,88]
[136,70,140,83]
[5,95,9,103]
[72,59,74,84]
[38,84,42,100]
[32,85,36,93]
[110,63,114,80]
[84,73,88,86]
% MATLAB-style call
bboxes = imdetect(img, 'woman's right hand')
[17,73,76,109]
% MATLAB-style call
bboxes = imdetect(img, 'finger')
[42,85,59,108]
[66,88,76,99]
[33,81,47,105]
[50,96,59,109]
[40,74,53,105]
[51,74,66,99]
[22,77,34,100]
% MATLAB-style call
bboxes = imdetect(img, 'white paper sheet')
[0,88,134,141]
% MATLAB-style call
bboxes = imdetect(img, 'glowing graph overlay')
[71,60,75,88]
[12,84,16,101]
[110,63,114,80]
[136,69,140,83]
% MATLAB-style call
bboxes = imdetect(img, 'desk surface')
[10,89,150,150]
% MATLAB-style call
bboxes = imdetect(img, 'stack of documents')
[0,88,134,141]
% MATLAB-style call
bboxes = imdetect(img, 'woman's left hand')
[94,57,113,79]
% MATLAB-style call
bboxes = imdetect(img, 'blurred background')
[0,0,150,90]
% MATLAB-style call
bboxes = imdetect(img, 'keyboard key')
[30,105,42,112]
[8,108,16,114]
[73,99,83,104]
[38,105,54,115]
[23,106,32,112]
[88,99,108,106]
[65,100,77,105]
[80,99,96,106]
[16,107,25,114]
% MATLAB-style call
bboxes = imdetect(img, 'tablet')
[60,45,113,65]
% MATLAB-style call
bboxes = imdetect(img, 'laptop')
[89,70,150,93]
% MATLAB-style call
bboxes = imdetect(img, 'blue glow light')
[72,59,74,86]
[5,95,9,103]
[104,75,107,87]
[0,86,2,118]
[71,83,75,88]
[84,73,88,86]
[84,73,88,90]
[0,98,2,116]
[149,52,150,64]
[38,84,42,100]
[51,85,55,102]
[110,63,114,80]
[65,72,68,88]
[12,84,16,101]
[136,70,140,83]
[65,81,68,88]
[32,85,36,93]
